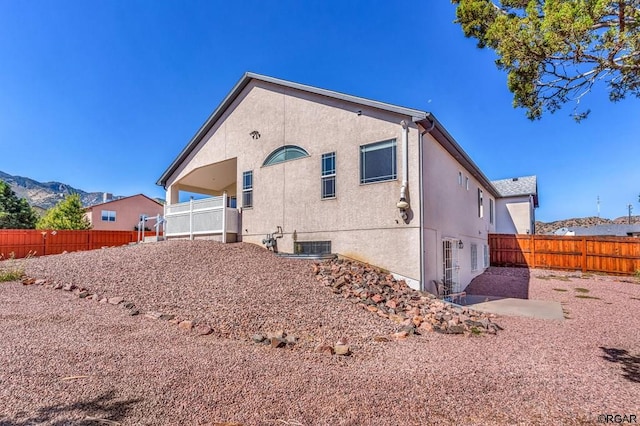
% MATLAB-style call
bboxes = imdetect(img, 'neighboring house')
[556,224,640,237]
[157,72,529,294]
[85,194,164,231]
[553,227,575,236]
[491,176,539,235]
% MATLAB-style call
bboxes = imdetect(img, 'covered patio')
[164,158,240,241]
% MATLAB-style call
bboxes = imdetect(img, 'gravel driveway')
[1,241,639,425]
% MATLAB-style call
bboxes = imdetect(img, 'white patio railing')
[164,193,238,242]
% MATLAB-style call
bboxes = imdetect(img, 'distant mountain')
[0,170,120,210]
[536,215,640,235]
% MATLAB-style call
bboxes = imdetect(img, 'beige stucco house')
[157,73,528,295]
[492,176,538,235]
[85,194,164,231]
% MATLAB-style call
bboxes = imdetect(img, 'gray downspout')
[418,118,436,292]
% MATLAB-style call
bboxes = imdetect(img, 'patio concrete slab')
[464,296,564,320]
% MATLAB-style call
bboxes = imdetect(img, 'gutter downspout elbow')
[397,120,410,211]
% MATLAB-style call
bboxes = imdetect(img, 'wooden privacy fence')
[0,229,159,259]
[489,233,640,275]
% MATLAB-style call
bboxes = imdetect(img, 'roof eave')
[157,72,428,188]
[416,114,501,199]
[157,72,255,187]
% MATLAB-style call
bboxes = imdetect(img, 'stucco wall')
[495,196,533,234]
[421,135,496,291]
[165,80,423,283]
[88,196,164,231]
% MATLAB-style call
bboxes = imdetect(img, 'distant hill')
[536,215,640,235]
[0,170,120,210]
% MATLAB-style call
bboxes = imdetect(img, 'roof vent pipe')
[397,120,410,212]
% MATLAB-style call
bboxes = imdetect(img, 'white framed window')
[321,152,336,199]
[101,210,116,222]
[458,171,463,186]
[360,139,397,184]
[471,243,478,272]
[263,145,309,166]
[465,176,469,191]
[242,171,253,208]
[478,189,484,218]
[489,198,494,224]
[483,244,490,268]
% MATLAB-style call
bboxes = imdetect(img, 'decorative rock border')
[312,258,502,336]
[21,275,354,356]
[19,276,218,338]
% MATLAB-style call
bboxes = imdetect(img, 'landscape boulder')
[312,258,501,337]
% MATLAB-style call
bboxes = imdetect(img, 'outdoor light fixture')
[458,240,464,249]
[250,130,260,140]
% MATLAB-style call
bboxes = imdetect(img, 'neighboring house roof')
[85,194,164,210]
[565,224,640,237]
[491,175,539,207]
[553,227,573,236]
[156,72,501,198]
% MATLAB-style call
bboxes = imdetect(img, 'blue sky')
[0,0,638,222]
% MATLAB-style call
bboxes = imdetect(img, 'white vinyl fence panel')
[165,195,238,241]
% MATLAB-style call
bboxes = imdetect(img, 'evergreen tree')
[0,180,38,229]
[453,0,640,120]
[37,194,92,230]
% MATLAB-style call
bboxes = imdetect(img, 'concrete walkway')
[462,295,565,320]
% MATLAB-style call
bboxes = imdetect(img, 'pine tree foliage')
[453,0,640,120]
[0,180,38,229]
[37,194,92,230]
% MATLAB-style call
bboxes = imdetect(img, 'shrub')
[0,252,25,282]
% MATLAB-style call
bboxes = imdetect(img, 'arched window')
[262,145,309,166]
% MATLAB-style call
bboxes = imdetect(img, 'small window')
[360,139,397,184]
[242,171,253,208]
[458,171,462,186]
[262,145,309,166]
[101,210,116,222]
[321,152,336,199]
[471,243,478,272]
[483,244,490,268]
[489,199,494,224]
[294,241,331,255]
[478,189,484,218]
[465,176,469,191]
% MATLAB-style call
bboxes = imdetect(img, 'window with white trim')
[262,145,309,166]
[321,152,336,199]
[471,243,478,272]
[101,210,116,222]
[478,188,484,218]
[458,171,463,186]
[360,139,397,184]
[465,176,469,190]
[242,171,253,208]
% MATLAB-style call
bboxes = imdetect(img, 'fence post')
[222,192,227,244]
[189,198,194,240]
[582,237,587,272]
[530,234,536,268]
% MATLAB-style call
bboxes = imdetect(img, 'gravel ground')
[0,241,639,425]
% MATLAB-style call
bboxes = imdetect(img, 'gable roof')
[491,175,539,207]
[85,193,163,210]
[156,72,500,197]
